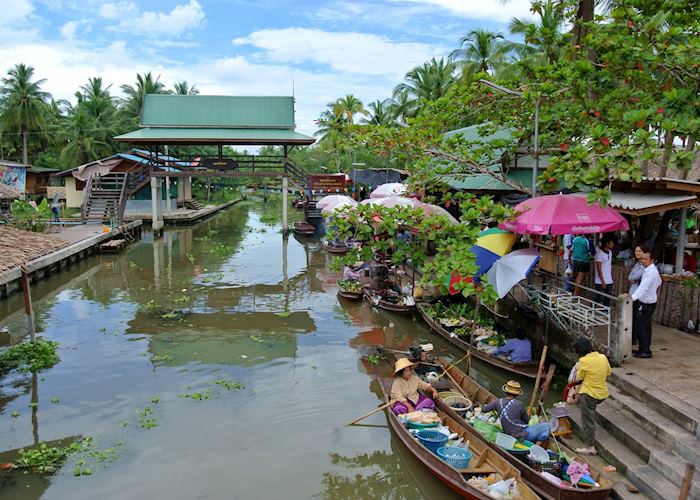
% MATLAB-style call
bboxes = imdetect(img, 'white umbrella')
[370,183,407,199]
[359,196,418,208]
[417,202,459,225]
[484,248,540,299]
[321,199,356,215]
[316,195,356,209]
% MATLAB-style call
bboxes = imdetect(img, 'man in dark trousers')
[631,249,662,358]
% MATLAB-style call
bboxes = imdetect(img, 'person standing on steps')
[631,249,662,359]
[594,234,616,306]
[572,234,593,296]
[572,337,611,455]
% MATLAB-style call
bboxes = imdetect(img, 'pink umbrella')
[416,202,459,225]
[499,193,629,235]
[370,183,407,199]
[359,196,417,208]
[317,194,356,209]
[321,199,356,215]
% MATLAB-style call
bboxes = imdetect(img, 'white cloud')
[111,0,204,37]
[60,19,90,40]
[390,0,533,22]
[233,28,447,78]
[98,1,137,19]
[0,0,33,24]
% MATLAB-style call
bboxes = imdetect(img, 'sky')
[0,0,534,136]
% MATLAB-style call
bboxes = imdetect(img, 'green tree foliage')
[450,29,512,81]
[0,64,50,164]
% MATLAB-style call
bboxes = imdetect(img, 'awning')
[607,192,698,216]
[350,168,404,187]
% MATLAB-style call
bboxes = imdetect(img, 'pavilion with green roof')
[115,94,315,232]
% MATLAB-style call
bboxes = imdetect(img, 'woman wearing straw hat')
[479,380,551,446]
[390,357,439,415]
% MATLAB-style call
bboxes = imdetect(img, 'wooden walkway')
[123,198,241,225]
[0,220,142,298]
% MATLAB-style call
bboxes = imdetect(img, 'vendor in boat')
[391,357,439,415]
[411,343,437,378]
[479,380,551,446]
[491,328,533,363]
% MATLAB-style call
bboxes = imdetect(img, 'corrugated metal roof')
[442,169,532,193]
[140,95,296,129]
[606,192,697,215]
[115,127,315,145]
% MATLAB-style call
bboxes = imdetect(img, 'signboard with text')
[202,158,239,170]
[310,174,346,193]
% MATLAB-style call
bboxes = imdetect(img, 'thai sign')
[0,164,26,193]
[202,158,239,170]
[310,174,346,193]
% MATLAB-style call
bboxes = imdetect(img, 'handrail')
[80,174,95,223]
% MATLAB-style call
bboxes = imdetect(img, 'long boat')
[365,289,415,314]
[416,303,538,379]
[323,241,351,254]
[293,221,316,236]
[377,377,539,500]
[433,356,613,500]
[337,289,363,300]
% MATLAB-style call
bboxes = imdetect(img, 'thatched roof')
[0,184,22,200]
[0,226,69,274]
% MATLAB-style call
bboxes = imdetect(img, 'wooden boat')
[416,303,538,379]
[377,377,539,500]
[433,357,613,500]
[323,241,350,254]
[293,221,316,236]
[365,289,415,313]
[337,289,363,300]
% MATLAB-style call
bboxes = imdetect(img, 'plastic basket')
[526,452,562,475]
[416,429,449,454]
[437,446,472,469]
[495,432,517,449]
[442,395,472,413]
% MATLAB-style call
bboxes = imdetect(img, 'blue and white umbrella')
[485,248,540,299]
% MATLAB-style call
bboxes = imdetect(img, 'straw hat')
[502,380,523,395]
[394,357,417,374]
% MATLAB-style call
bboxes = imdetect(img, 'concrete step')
[596,402,659,463]
[610,369,700,436]
[597,402,700,497]
[626,464,686,500]
[607,384,700,466]
[648,448,700,498]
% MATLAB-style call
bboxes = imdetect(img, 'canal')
[0,199,534,499]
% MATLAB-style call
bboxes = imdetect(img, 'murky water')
[0,198,534,500]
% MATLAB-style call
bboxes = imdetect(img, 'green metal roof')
[140,95,296,129]
[114,127,316,145]
[444,124,515,142]
[442,169,532,193]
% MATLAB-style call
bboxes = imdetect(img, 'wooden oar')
[528,345,548,415]
[346,400,396,426]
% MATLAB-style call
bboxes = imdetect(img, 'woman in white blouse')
[628,244,650,295]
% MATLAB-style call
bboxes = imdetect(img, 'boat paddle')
[346,400,396,426]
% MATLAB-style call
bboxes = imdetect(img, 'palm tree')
[59,106,114,166]
[120,72,170,118]
[360,99,398,126]
[80,77,113,101]
[0,64,50,164]
[509,0,566,67]
[450,29,511,81]
[393,58,457,118]
[173,81,199,95]
[334,94,366,123]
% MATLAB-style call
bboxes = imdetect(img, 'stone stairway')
[573,368,700,499]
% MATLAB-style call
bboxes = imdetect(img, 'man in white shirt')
[594,235,615,306]
[631,250,662,358]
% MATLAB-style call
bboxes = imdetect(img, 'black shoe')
[633,351,652,358]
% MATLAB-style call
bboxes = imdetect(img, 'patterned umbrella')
[470,228,517,278]
[369,183,407,199]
